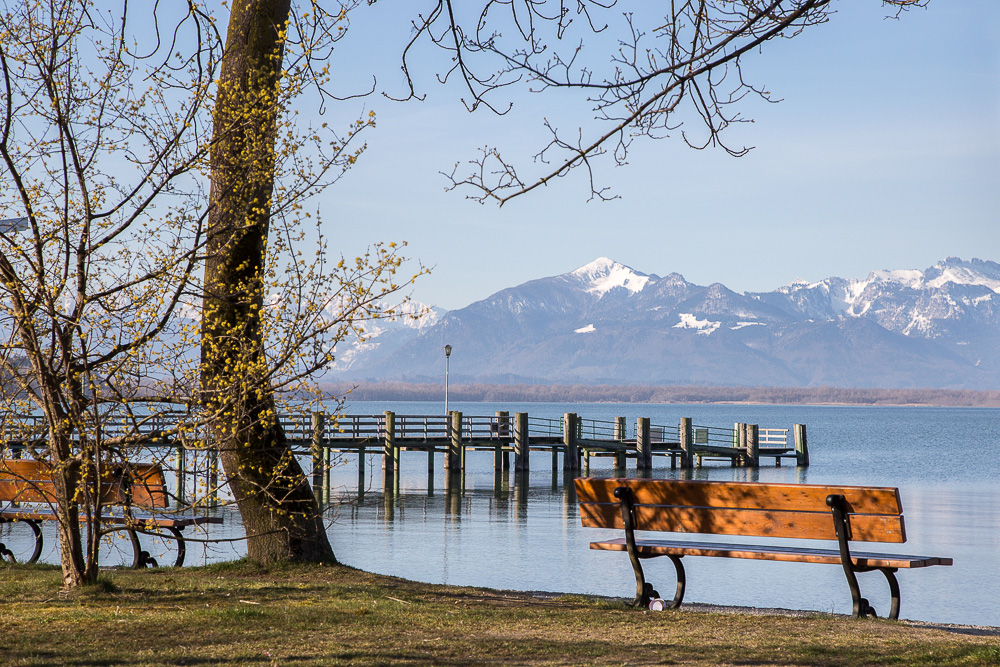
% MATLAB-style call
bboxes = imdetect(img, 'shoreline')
[323,382,1000,409]
[524,590,1000,637]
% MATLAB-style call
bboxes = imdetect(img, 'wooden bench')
[0,459,223,567]
[575,477,952,619]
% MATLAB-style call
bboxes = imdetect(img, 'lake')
[5,401,998,627]
[325,402,999,628]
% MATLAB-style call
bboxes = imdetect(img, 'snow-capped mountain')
[326,299,443,372]
[327,257,1000,390]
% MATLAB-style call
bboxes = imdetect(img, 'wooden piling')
[358,442,366,491]
[494,411,508,472]
[514,412,529,472]
[174,445,186,504]
[679,417,693,468]
[208,445,219,507]
[563,413,578,473]
[794,423,809,466]
[614,416,627,469]
[311,411,325,498]
[636,417,652,472]
[732,422,741,467]
[734,422,746,466]
[382,411,395,477]
[747,423,759,467]
[322,443,331,505]
[447,411,463,473]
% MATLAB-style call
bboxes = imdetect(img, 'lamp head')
[444,344,452,358]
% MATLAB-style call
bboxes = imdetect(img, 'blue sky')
[319,2,999,311]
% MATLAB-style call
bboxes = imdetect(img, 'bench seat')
[590,537,953,570]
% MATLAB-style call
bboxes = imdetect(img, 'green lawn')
[1,561,997,666]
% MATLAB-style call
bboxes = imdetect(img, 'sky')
[313,1,999,312]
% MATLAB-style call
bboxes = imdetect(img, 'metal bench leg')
[826,495,900,620]
[168,527,185,567]
[615,486,657,607]
[665,554,686,609]
[131,526,186,568]
[879,567,900,620]
[128,528,158,569]
[0,519,42,564]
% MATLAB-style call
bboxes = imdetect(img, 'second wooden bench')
[0,458,223,567]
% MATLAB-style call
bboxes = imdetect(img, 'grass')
[1,561,997,666]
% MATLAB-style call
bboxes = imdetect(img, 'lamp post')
[444,344,452,414]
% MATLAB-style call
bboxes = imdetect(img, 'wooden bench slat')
[0,460,168,509]
[579,501,907,543]
[576,478,902,515]
[589,537,953,569]
[0,508,223,529]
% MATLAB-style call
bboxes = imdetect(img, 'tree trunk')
[201,0,334,563]
[47,432,96,586]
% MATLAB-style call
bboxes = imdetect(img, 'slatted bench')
[0,459,223,568]
[575,477,952,619]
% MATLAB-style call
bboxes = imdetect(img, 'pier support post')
[794,423,809,467]
[732,422,746,468]
[747,424,759,467]
[175,445,186,505]
[494,411,509,472]
[382,411,396,481]
[614,416,627,469]
[358,442,366,493]
[322,439,331,505]
[208,445,219,507]
[736,423,747,466]
[563,413,578,474]
[446,411,463,473]
[514,412,529,472]
[680,418,694,468]
[636,417,652,473]
[311,411,326,500]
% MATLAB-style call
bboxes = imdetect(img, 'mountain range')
[325,257,1000,390]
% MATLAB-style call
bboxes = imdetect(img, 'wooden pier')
[280,411,809,498]
[2,410,809,503]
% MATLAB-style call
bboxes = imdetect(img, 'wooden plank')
[1,508,223,528]
[1,459,168,508]
[579,501,906,542]
[130,463,169,509]
[574,477,902,515]
[0,478,57,503]
[589,537,952,569]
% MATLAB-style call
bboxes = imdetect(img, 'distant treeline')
[321,381,1000,408]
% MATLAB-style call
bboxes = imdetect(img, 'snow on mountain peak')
[925,257,1000,293]
[569,257,650,296]
[867,268,925,289]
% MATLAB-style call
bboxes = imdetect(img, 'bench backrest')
[575,477,906,544]
[0,459,168,509]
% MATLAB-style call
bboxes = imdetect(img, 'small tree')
[0,0,417,585]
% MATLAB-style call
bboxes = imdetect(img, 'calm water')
[5,402,998,627]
